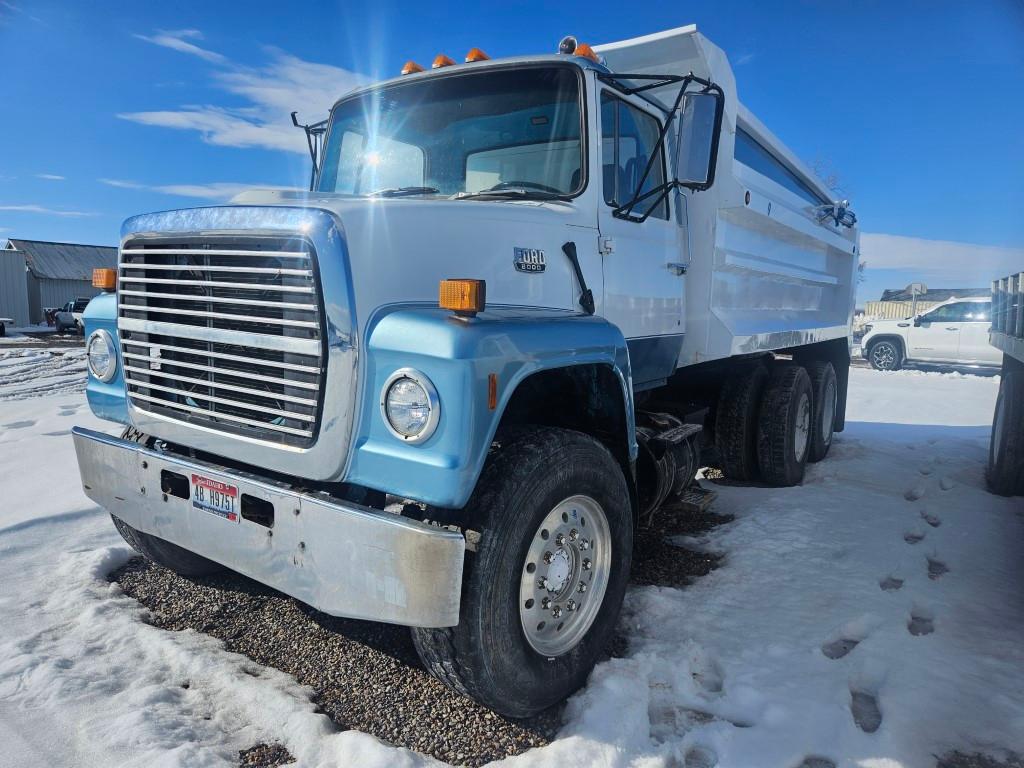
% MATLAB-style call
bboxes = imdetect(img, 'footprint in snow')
[822,637,860,660]
[904,530,925,545]
[918,464,933,476]
[690,653,724,694]
[928,558,949,580]
[850,689,882,733]
[904,482,926,501]
[939,476,955,491]
[795,759,837,768]
[908,610,935,636]
[3,420,35,430]
[684,746,718,768]
[920,510,941,528]
[879,576,904,592]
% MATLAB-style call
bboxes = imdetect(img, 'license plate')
[191,473,239,523]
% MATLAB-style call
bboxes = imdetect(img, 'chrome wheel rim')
[871,343,896,370]
[822,378,837,445]
[795,392,811,463]
[519,495,611,657]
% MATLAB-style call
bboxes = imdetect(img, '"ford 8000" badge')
[513,247,546,273]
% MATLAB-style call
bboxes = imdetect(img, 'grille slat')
[118,237,325,447]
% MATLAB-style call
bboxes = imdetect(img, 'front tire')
[987,370,1024,496]
[868,339,903,371]
[412,427,632,717]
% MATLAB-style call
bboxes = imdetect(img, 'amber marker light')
[432,54,456,69]
[401,60,425,75]
[488,373,498,410]
[439,279,486,318]
[465,47,490,62]
[92,268,116,292]
[573,43,599,62]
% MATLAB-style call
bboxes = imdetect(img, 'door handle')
[946,327,959,331]
[667,262,687,275]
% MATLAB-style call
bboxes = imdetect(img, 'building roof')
[879,287,988,303]
[3,238,117,281]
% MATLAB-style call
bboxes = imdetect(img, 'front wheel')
[868,339,903,371]
[412,427,632,717]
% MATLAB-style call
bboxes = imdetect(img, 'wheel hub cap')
[519,495,611,657]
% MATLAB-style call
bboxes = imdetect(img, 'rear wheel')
[715,365,768,481]
[987,370,1024,496]
[757,364,813,486]
[868,339,903,371]
[805,361,838,463]
[412,426,632,717]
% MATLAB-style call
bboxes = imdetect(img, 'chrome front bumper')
[72,427,465,627]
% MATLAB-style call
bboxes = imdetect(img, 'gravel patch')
[239,743,295,767]
[110,497,729,766]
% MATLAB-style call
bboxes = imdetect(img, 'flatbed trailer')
[986,272,1024,495]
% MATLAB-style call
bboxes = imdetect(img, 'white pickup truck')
[861,296,999,371]
[72,25,858,715]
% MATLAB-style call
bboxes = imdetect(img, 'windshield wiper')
[366,186,440,198]
[454,187,564,201]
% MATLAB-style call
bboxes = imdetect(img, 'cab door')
[596,88,685,388]
[907,302,965,361]
[956,301,1001,364]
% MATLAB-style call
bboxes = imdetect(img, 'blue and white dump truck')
[74,26,859,715]
[987,273,1024,496]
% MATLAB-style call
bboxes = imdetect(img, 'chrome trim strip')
[119,263,312,276]
[123,365,319,405]
[125,378,317,420]
[121,247,310,259]
[119,289,318,312]
[118,276,316,294]
[121,340,320,372]
[128,393,315,437]
[72,426,464,626]
[119,304,320,330]
[118,317,321,355]
[121,353,320,389]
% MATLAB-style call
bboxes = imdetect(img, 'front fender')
[345,306,634,509]
[82,292,130,424]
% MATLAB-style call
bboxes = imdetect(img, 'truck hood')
[232,188,596,330]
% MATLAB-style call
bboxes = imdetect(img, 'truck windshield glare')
[317,66,584,199]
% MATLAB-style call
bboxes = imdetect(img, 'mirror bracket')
[599,72,724,223]
[291,111,329,191]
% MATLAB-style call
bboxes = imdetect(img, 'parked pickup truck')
[861,296,999,371]
[0,316,12,337]
[54,297,91,333]
[987,273,1024,496]
[73,25,859,716]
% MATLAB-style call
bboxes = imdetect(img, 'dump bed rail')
[991,273,1024,363]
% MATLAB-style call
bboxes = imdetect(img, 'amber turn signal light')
[439,279,486,317]
[401,60,424,75]
[432,54,456,69]
[92,267,116,291]
[465,47,490,63]
[573,43,599,62]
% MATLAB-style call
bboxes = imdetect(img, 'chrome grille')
[117,238,325,447]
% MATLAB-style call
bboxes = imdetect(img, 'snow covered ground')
[0,362,1021,768]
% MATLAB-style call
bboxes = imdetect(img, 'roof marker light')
[401,60,424,75]
[465,47,490,62]
[432,54,456,69]
[573,43,599,62]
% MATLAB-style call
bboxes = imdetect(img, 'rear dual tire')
[757,365,814,486]
[987,369,1024,496]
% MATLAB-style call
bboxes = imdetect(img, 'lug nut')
[541,597,551,610]
[578,583,587,593]
[552,606,563,618]
[579,539,590,551]
[538,577,550,591]
[567,600,577,611]
[543,551,554,564]
[555,533,566,546]
[569,528,578,540]
[583,558,592,571]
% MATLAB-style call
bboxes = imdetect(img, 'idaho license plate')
[191,474,239,523]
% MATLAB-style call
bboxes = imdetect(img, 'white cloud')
[132,29,226,64]
[733,52,756,67]
[98,177,295,201]
[35,173,65,180]
[120,32,363,154]
[0,204,94,217]
[860,232,1024,286]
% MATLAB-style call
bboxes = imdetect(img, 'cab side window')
[600,92,668,220]
[925,303,970,323]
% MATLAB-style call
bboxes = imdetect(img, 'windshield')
[317,66,584,198]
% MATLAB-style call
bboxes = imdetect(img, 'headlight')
[86,329,117,383]
[380,368,439,443]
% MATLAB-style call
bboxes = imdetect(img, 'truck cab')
[73,25,858,716]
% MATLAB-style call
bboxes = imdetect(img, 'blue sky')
[2,0,1022,303]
